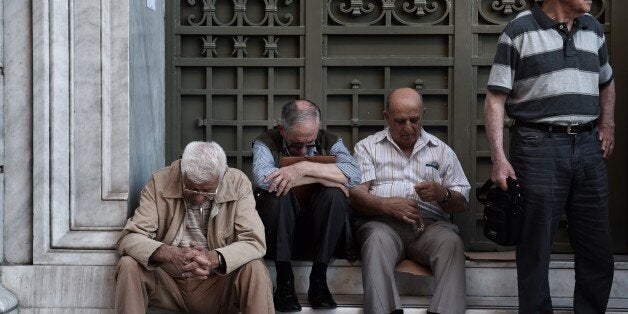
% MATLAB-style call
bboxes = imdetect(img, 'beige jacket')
[117,160,266,275]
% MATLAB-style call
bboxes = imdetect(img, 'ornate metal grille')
[167,0,612,251]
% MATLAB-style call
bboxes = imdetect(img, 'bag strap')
[506,178,523,214]
[476,179,494,205]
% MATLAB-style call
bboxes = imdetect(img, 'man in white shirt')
[350,87,470,314]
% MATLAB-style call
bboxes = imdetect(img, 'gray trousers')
[356,216,466,314]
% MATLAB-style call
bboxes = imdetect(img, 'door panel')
[166,0,626,253]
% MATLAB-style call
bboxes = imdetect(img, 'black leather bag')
[476,178,524,246]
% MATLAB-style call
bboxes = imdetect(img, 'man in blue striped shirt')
[252,99,361,312]
[485,0,616,312]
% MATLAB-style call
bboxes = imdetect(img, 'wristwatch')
[439,188,452,204]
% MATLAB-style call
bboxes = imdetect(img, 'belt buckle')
[566,124,578,135]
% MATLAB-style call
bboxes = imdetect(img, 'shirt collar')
[532,1,587,31]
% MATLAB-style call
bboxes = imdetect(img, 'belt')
[514,119,597,135]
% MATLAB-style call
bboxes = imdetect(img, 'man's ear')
[383,111,389,122]
[278,124,285,137]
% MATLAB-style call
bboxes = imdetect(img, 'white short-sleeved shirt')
[353,128,470,219]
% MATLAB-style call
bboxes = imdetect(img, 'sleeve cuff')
[487,85,511,95]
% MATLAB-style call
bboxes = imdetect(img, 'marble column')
[1,0,164,311]
[31,0,128,265]
[0,1,19,313]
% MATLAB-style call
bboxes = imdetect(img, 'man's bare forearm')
[349,183,385,216]
[484,90,508,163]
[599,80,615,128]
[296,162,347,185]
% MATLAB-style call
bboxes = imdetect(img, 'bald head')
[386,87,423,113]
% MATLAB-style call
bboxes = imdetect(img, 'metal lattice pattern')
[167,0,611,251]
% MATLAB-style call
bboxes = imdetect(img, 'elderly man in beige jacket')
[115,141,273,314]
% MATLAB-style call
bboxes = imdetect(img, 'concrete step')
[264,255,628,311]
[3,255,627,312]
[150,256,628,312]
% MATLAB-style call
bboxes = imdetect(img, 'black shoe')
[308,278,337,309]
[274,280,302,312]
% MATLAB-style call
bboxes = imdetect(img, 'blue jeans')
[510,126,613,313]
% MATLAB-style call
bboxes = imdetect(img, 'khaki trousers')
[357,217,467,314]
[115,256,274,314]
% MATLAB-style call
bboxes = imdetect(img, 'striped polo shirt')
[353,128,470,219]
[487,1,613,124]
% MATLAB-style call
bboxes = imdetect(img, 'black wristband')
[217,252,226,270]
[439,188,452,204]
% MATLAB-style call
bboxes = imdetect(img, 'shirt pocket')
[214,206,236,245]
[421,162,443,185]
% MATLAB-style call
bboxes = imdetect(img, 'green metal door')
[166,0,626,252]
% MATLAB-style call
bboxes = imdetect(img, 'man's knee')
[312,187,348,220]
[318,186,349,209]
[434,232,465,258]
[257,190,297,216]
[319,186,346,199]
[237,259,270,280]
[359,224,397,256]
[240,259,266,272]
[116,256,141,277]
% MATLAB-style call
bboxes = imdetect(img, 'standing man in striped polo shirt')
[485,0,616,312]
[351,87,470,314]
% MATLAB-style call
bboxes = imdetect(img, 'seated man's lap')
[118,257,267,312]
[355,220,405,267]
[355,219,463,268]
[405,221,464,267]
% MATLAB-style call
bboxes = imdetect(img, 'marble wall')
[1,0,164,311]
[31,0,126,265]
[3,0,33,265]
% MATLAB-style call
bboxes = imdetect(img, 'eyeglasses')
[286,141,317,150]
[183,187,217,199]
[183,181,219,200]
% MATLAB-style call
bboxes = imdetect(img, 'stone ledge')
[1,257,626,311]
[146,295,628,313]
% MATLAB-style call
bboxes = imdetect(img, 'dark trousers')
[510,126,614,314]
[255,185,348,263]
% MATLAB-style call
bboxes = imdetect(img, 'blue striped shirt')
[252,138,361,190]
[487,1,613,125]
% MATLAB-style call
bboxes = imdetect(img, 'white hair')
[180,141,227,184]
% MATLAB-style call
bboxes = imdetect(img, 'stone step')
[263,255,628,311]
[148,294,627,313]
[3,255,627,312]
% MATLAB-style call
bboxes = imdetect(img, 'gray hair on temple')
[181,141,227,184]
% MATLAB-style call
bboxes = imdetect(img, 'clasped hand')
[264,164,304,196]
[414,181,447,203]
[384,197,419,225]
[171,241,221,280]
